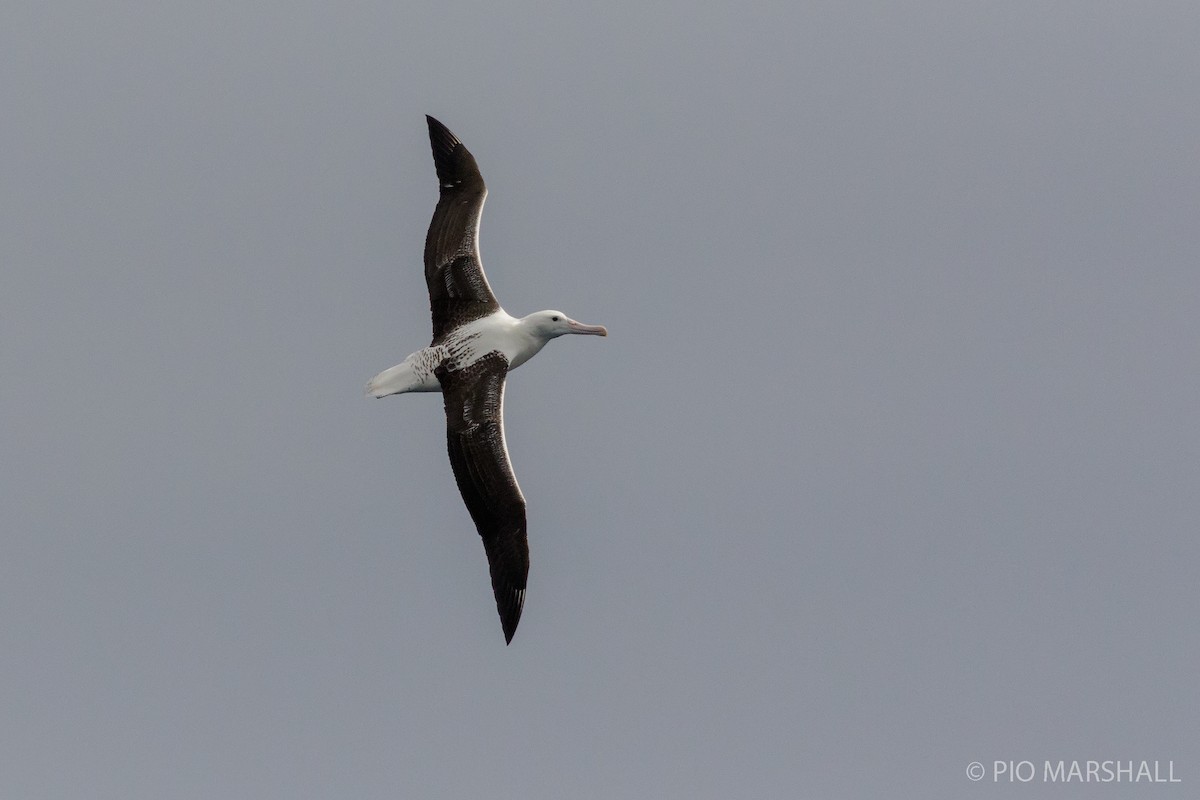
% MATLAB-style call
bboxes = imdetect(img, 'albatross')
[366,116,607,644]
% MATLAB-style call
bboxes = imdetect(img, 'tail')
[365,362,417,398]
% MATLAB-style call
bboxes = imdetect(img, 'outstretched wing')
[424,116,501,342]
[435,351,528,644]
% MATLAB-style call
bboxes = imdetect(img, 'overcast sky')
[2,2,1198,798]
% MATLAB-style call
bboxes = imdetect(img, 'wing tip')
[425,115,481,188]
[499,587,525,645]
[426,115,460,165]
[426,115,459,146]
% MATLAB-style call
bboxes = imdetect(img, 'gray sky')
[2,2,1198,798]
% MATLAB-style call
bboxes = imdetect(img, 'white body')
[367,309,604,399]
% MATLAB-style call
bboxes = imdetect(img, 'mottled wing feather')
[424,116,500,341]
[435,352,528,644]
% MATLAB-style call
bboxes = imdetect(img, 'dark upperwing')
[424,116,502,342]
[435,351,528,644]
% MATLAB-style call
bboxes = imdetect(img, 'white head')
[524,310,608,340]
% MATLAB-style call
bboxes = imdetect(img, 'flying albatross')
[366,116,607,644]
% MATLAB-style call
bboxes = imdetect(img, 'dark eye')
[551,316,560,322]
